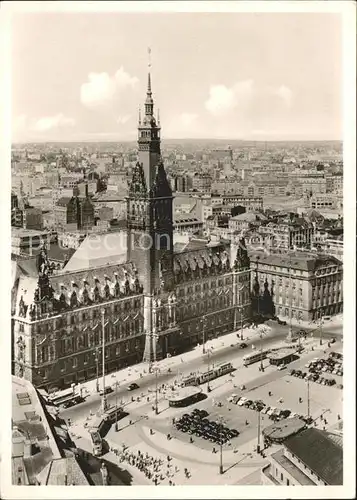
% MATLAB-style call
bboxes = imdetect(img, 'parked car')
[237,397,248,407]
[277,364,286,371]
[239,343,248,349]
[267,407,276,416]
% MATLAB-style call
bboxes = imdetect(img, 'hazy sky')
[11,12,342,142]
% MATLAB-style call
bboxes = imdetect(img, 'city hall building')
[12,71,251,390]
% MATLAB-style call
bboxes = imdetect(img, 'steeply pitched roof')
[284,428,343,485]
[63,233,127,272]
[56,197,73,206]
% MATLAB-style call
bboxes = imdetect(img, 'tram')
[243,350,270,366]
[181,362,234,387]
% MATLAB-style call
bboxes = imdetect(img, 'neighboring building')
[11,228,53,257]
[170,174,192,192]
[250,251,343,321]
[12,207,24,228]
[23,207,43,230]
[212,194,263,213]
[54,186,95,232]
[325,172,343,193]
[173,214,203,234]
[261,428,343,485]
[229,212,268,233]
[258,219,314,250]
[12,191,19,210]
[12,70,252,390]
[192,172,212,193]
[310,193,343,212]
[96,206,114,222]
[12,375,89,485]
[211,179,242,196]
[60,173,84,188]
[92,191,127,220]
[211,147,233,162]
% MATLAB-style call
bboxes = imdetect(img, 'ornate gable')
[128,161,147,197]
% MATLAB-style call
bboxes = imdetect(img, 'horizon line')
[12,138,343,145]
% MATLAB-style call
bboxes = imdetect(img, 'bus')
[243,350,270,366]
[48,388,83,409]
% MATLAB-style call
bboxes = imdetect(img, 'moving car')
[99,386,113,396]
[127,382,140,391]
[277,365,286,371]
[239,343,248,349]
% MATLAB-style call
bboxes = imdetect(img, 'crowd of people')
[111,445,188,485]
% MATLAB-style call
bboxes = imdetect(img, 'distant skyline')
[12,12,342,143]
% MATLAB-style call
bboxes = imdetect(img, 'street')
[61,322,340,423]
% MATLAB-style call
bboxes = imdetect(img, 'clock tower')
[126,68,175,362]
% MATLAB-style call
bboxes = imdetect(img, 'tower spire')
[145,47,154,117]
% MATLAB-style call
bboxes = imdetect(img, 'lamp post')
[202,315,206,355]
[287,255,293,342]
[218,415,224,474]
[257,409,261,453]
[94,348,99,393]
[307,378,310,418]
[101,309,108,413]
[237,283,245,340]
[207,348,212,393]
[115,381,119,431]
[152,361,159,415]
[319,311,323,346]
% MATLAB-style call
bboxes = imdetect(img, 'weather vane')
[148,47,152,68]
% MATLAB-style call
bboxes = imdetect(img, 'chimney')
[23,438,33,458]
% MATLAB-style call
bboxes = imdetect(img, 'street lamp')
[202,315,206,355]
[319,311,323,346]
[218,415,224,474]
[259,331,264,372]
[115,381,119,431]
[287,255,293,342]
[256,409,261,454]
[206,348,212,393]
[94,348,99,393]
[101,309,108,413]
[307,378,310,418]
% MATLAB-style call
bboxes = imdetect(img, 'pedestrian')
[268,391,272,397]
[337,414,341,420]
